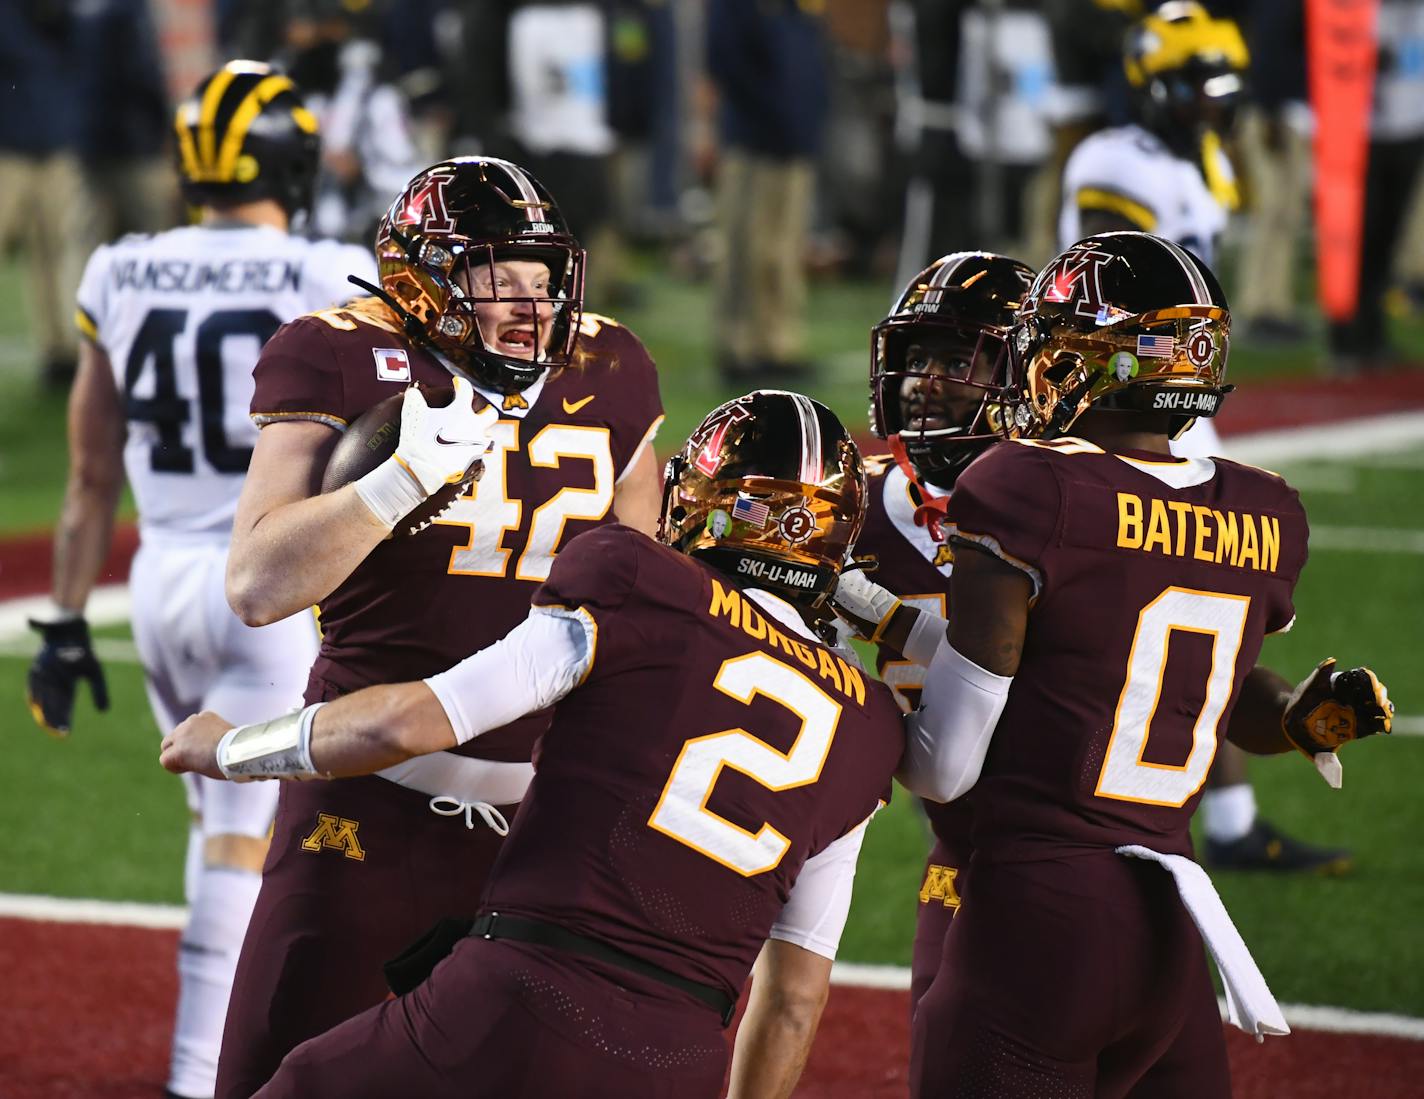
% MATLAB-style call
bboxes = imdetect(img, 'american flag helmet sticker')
[1136,334,1177,358]
[732,495,771,528]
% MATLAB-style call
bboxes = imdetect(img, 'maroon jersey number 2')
[1095,585,1250,807]
[649,651,843,876]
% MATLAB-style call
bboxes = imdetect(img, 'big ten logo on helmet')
[1027,245,1115,322]
[394,168,456,233]
[691,398,755,477]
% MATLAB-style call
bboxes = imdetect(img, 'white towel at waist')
[1116,844,1291,1041]
[378,751,534,808]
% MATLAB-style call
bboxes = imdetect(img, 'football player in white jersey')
[1060,0,1243,465]
[25,61,376,1099]
[1059,7,1352,875]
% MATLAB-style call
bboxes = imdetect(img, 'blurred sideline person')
[707,0,828,383]
[213,156,665,1097]
[24,62,374,1099]
[1059,1,1350,873]
[0,3,89,389]
[855,233,1394,1095]
[836,251,1034,1014]
[278,0,426,242]
[161,391,905,1099]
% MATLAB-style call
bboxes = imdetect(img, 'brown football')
[321,383,485,537]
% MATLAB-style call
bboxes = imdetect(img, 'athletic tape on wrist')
[217,702,326,779]
[354,457,428,529]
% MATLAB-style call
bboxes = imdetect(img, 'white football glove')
[830,568,902,643]
[395,377,498,495]
[355,377,497,529]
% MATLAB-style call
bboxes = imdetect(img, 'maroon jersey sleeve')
[573,314,664,476]
[249,313,350,430]
[532,523,642,618]
[945,441,1064,596]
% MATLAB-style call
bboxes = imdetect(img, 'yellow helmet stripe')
[197,65,240,174]
[1128,14,1248,84]
[1075,187,1158,231]
[174,103,202,181]
[216,75,299,181]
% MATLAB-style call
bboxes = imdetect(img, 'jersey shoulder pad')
[533,524,644,615]
[1066,127,1168,222]
[303,295,406,335]
[944,442,1063,588]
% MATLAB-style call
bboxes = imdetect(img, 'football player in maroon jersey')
[831,251,1033,1015]
[871,233,1393,1097]
[212,157,666,1097]
[162,390,906,1099]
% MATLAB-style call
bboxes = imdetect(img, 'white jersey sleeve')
[768,815,873,961]
[424,606,595,745]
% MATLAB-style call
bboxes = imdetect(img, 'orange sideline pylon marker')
[1307,0,1380,321]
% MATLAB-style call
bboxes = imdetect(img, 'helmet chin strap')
[347,274,450,359]
[888,434,950,542]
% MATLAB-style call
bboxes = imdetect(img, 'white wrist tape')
[217,702,326,779]
[354,456,429,529]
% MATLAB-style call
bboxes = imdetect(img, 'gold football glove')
[1281,658,1393,788]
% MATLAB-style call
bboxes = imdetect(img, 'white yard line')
[1224,411,1424,465]
[1308,526,1424,554]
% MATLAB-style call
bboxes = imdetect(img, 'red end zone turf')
[2,917,1422,1098]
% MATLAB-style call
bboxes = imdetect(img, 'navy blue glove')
[27,616,109,737]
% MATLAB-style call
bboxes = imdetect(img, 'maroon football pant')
[910,853,1230,1099]
[215,776,516,1099]
[253,937,730,1098]
[910,836,969,1018]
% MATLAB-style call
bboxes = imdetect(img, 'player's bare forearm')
[1225,665,1295,754]
[310,682,459,774]
[727,940,831,1099]
[160,681,457,780]
[226,420,388,625]
[52,343,126,610]
[612,445,663,536]
[946,542,1030,677]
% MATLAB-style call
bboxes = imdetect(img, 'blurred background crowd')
[3,0,1424,391]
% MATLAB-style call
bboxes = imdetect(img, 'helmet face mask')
[658,391,867,608]
[376,158,586,394]
[1012,233,1233,440]
[870,253,1033,489]
[174,61,321,218]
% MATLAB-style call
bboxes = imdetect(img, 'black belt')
[469,912,736,1026]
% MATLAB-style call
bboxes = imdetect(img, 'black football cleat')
[1204,818,1353,875]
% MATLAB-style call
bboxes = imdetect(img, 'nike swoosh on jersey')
[562,395,595,414]
[435,432,486,447]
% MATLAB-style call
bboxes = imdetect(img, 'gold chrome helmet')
[870,252,1034,489]
[375,157,585,394]
[1013,232,1232,440]
[659,391,867,607]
